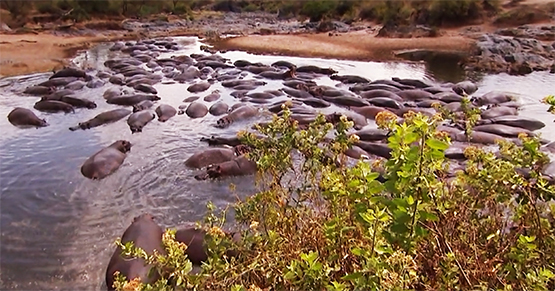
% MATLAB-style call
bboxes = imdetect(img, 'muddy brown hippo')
[7,107,48,128]
[34,100,75,113]
[69,109,132,131]
[38,77,79,87]
[185,146,247,169]
[359,89,403,101]
[294,97,330,108]
[452,131,507,145]
[216,105,259,128]
[478,115,545,131]
[352,106,393,120]
[354,141,392,159]
[200,135,243,147]
[331,74,370,84]
[107,94,161,106]
[134,83,158,94]
[480,106,518,119]
[187,81,212,93]
[194,155,257,180]
[105,213,164,291]
[473,124,534,138]
[23,85,55,96]
[50,67,91,80]
[81,140,132,180]
[221,79,266,88]
[183,96,201,103]
[367,97,404,109]
[351,128,389,142]
[323,95,370,108]
[65,80,86,90]
[46,96,96,109]
[103,88,123,99]
[452,81,477,96]
[209,101,229,116]
[296,65,336,75]
[472,91,514,106]
[396,89,434,101]
[185,101,209,118]
[344,145,370,160]
[132,100,155,112]
[203,90,221,102]
[127,111,155,133]
[174,227,240,265]
[259,68,296,80]
[155,104,177,122]
[272,60,296,69]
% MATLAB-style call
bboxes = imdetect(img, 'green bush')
[111,100,555,290]
[300,0,337,22]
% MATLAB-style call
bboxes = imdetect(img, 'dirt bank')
[214,29,476,62]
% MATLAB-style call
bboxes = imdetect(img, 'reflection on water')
[1,36,554,290]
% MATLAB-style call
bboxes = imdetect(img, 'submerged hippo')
[105,213,164,291]
[155,104,177,122]
[185,147,238,169]
[132,100,155,112]
[185,101,209,118]
[127,111,156,133]
[107,94,161,106]
[478,115,545,131]
[69,109,132,131]
[215,105,259,128]
[7,107,48,128]
[81,140,132,180]
[23,85,55,96]
[187,81,212,93]
[209,101,229,116]
[194,155,257,180]
[34,100,75,113]
[50,67,91,80]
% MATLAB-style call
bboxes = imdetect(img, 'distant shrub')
[300,0,337,22]
[428,0,483,25]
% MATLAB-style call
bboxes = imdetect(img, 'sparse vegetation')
[111,101,555,290]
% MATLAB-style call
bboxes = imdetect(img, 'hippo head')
[84,74,93,81]
[48,86,56,94]
[113,140,132,153]
[130,125,143,133]
[470,96,483,106]
[205,164,223,179]
[150,95,162,101]
[286,67,297,79]
[87,102,97,109]
[134,213,155,222]
[79,122,91,130]
[215,116,232,129]
[132,105,141,113]
[325,112,344,124]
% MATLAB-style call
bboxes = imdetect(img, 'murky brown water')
[1,37,554,290]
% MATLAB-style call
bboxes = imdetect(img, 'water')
[1,36,554,290]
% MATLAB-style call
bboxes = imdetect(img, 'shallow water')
[1,36,554,290]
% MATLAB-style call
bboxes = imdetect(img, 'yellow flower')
[250,221,259,230]
[209,226,226,238]
[248,284,263,291]
[122,278,142,291]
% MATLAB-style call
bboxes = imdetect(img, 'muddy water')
[0,37,554,290]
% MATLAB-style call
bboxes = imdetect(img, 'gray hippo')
[23,85,55,96]
[7,107,48,128]
[69,109,132,131]
[127,111,156,133]
[478,115,545,131]
[194,155,257,180]
[34,100,75,113]
[132,100,155,112]
[81,140,132,180]
[107,94,161,106]
[105,213,165,291]
[209,101,230,116]
[184,145,249,169]
[155,104,177,122]
[187,81,212,93]
[185,101,209,118]
[215,105,259,128]
[50,67,91,80]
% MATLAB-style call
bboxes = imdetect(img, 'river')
[1,36,554,290]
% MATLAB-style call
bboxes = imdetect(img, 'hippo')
[344,145,370,160]
[417,99,445,108]
[134,83,158,94]
[328,111,368,130]
[294,97,330,108]
[367,97,404,109]
[188,81,212,93]
[221,79,266,88]
[69,109,132,131]
[478,115,545,131]
[354,141,392,159]
[350,83,401,93]
[371,79,414,90]
[109,75,125,85]
[185,101,209,118]
[296,65,336,75]
[472,91,514,106]
[34,100,75,113]
[7,107,48,128]
[396,89,434,101]
[127,111,156,133]
[105,213,164,291]
[452,131,507,145]
[243,66,277,74]
[53,96,97,109]
[200,135,243,147]
[103,88,123,99]
[323,95,370,108]
[216,105,259,128]
[132,100,155,112]
[65,80,86,90]
[87,79,106,88]
[352,106,393,120]
[351,128,389,142]
[97,71,112,79]
[184,147,239,168]
[259,68,296,80]
[183,96,201,103]
[23,85,55,96]
[360,90,403,101]
[452,81,477,96]
[473,124,535,138]
[107,94,161,106]
[234,59,264,67]
[280,87,313,99]
[246,92,276,100]
[480,106,518,119]
[50,67,91,80]
[435,92,464,103]
[271,60,296,69]
[203,91,221,102]
[282,79,317,89]
[81,140,132,180]
[194,155,257,180]
[391,77,433,89]
[155,104,177,122]
[444,143,470,160]
[331,74,370,84]
[38,77,79,88]
[174,227,240,265]
[209,102,230,116]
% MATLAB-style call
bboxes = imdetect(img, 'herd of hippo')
[5,36,555,289]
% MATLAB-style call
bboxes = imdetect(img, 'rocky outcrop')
[377,23,438,38]
[496,25,555,41]
[464,33,555,75]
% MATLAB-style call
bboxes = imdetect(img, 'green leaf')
[342,272,363,281]
[365,172,380,181]
[415,224,428,237]
[351,247,364,256]
[405,132,419,144]
[426,138,449,151]
[419,210,438,221]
